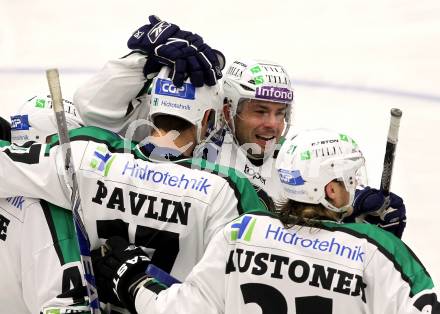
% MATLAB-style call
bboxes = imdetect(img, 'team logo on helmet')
[278,169,305,186]
[35,98,46,108]
[155,79,196,100]
[10,115,30,131]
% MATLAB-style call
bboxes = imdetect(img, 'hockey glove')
[175,31,224,86]
[128,15,224,87]
[351,186,407,238]
[91,236,150,313]
[143,31,225,87]
[127,15,181,53]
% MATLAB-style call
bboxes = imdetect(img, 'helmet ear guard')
[276,129,365,214]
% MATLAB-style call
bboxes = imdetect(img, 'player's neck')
[150,128,196,157]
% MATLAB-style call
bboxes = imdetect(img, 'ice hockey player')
[91,128,440,314]
[216,59,294,207]
[220,60,407,238]
[0,95,87,313]
[72,15,406,239]
[0,197,89,313]
[0,69,267,313]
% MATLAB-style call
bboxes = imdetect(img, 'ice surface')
[1,0,439,296]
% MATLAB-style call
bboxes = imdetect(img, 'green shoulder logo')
[231,215,256,241]
[90,146,115,176]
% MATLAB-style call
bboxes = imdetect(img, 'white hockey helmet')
[10,95,83,145]
[223,59,294,126]
[148,67,223,144]
[276,129,365,213]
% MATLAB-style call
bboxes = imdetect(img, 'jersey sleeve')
[363,233,439,313]
[182,158,269,251]
[135,227,228,314]
[203,181,239,250]
[21,201,90,313]
[0,140,82,209]
[73,52,149,133]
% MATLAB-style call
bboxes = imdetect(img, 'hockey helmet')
[148,66,223,144]
[10,95,83,145]
[276,129,365,213]
[223,59,294,125]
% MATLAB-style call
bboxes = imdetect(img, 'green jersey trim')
[41,201,80,264]
[44,126,139,157]
[44,126,267,214]
[321,221,433,296]
[179,158,267,215]
[0,140,10,147]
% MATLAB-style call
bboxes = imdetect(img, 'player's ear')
[325,181,338,203]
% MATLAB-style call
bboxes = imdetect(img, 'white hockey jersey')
[0,128,266,311]
[210,130,284,209]
[0,197,88,313]
[135,212,439,314]
[73,53,285,207]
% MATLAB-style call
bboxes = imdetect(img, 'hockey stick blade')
[46,68,101,313]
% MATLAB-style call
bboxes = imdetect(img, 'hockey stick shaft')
[46,69,101,313]
[379,108,402,209]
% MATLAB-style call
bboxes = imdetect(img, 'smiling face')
[232,99,287,157]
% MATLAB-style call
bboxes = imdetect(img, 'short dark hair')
[153,115,193,132]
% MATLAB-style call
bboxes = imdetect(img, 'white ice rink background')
[1,0,440,295]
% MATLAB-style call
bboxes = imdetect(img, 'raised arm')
[0,140,83,209]
[73,52,148,133]
[73,15,225,138]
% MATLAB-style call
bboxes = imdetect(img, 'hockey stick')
[46,69,101,313]
[378,108,403,212]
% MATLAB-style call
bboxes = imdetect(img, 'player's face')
[233,100,287,156]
